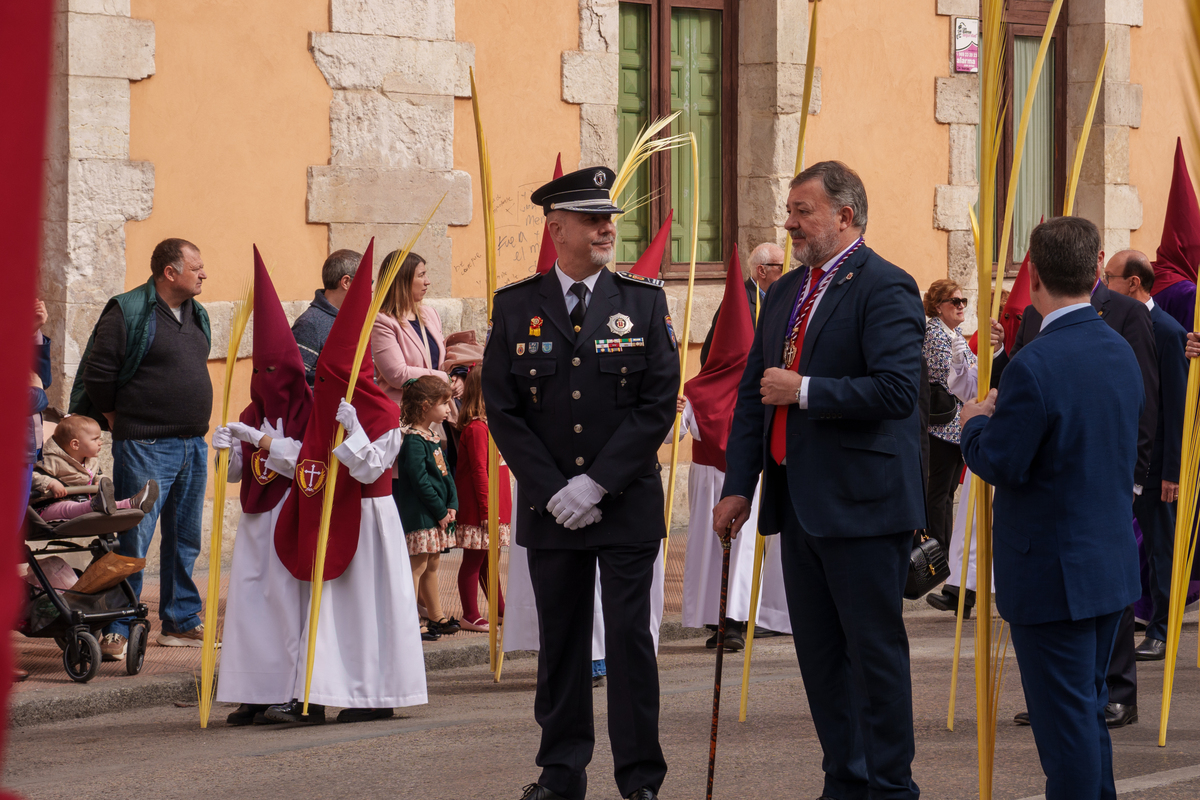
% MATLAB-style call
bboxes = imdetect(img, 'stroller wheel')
[126,623,147,676]
[63,631,101,683]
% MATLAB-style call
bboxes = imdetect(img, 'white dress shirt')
[1145,297,1155,312]
[795,239,860,408]
[554,263,602,314]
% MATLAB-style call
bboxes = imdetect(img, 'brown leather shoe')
[156,625,207,647]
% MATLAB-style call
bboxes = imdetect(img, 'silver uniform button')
[574,424,583,433]
[572,357,581,366]
[529,368,537,376]
[572,390,581,399]
[575,457,584,466]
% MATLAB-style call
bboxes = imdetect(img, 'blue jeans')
[108,436,207,637]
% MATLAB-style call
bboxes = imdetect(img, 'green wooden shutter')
[670,7,722,264]
[1012,36,1056,263]
[617,3,650,263]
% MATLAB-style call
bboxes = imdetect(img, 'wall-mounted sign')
[954,17,980,74]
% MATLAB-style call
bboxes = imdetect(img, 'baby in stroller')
[32,415,158,519]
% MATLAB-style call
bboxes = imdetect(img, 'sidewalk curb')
[9,622,712,728]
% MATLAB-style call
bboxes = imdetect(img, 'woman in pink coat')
[371,251,448,407]
[372,251,459,635]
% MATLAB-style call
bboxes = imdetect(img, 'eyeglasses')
[943,298,968,308]
[1101,272,1125,285]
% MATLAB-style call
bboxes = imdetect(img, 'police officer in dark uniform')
[483,167,679,800]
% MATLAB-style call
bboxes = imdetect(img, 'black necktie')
[569,283,588,332]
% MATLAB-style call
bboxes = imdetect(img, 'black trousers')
[1134,489,1176,642]
[527,541,666,800]
[778,499,919,800]
[925,434,963,554]
[1105,604,1137,707]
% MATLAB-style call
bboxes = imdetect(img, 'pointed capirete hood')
[239,245,313,514]
[1001,251,1032,356]
[274,240,401,581]
[1152,138,1200,295]
[535,154,565,275]
[682,246,753,471]
[629,210,674,279]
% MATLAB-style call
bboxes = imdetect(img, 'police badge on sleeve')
[664,315,678,351]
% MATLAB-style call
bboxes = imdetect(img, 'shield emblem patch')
[297,459,328,497]
[251,449,278,485]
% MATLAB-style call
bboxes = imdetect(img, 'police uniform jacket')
[483,267,679,549]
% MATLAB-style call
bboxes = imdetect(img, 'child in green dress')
[394,375,459,639]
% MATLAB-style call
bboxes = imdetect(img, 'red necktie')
[770,268,825,465]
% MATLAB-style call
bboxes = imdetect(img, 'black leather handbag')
[905,532,950,600]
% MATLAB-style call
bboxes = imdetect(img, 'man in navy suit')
[992,255,1157,729]
[714,161,925,800]
[961,217,1142,800]
[1104,250,1188,662]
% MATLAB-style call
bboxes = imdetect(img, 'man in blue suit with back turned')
[961,216,1142,800]
[715,161,926,800]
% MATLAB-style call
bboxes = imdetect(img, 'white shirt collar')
[1144,297,1155,311]
[1040,302,1092,332]
[553,263,602,298]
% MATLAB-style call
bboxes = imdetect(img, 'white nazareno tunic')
[673,403,791,633]
[290,426,427,708]
[216,435,306,705]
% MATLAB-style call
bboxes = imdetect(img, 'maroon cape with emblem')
[239,245,313,514]
[274,240,402,581]
[682,247,753,472]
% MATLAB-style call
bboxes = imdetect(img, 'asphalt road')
[5,614,1200,800]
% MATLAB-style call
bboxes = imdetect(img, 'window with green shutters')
[616,1,737,281]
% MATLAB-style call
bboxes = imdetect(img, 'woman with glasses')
[921,281,976,567]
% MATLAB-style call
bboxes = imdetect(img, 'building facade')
[41,0,1189,509]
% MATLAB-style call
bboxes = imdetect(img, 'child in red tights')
[452,367,510,632]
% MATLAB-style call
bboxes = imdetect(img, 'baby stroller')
[20,485,150,683]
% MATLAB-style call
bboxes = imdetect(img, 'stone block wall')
[307,0,474,302]
[42,0,155,410]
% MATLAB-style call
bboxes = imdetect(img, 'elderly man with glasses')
[699,242,785,366]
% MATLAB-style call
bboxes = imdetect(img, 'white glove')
[547,474,607,530]
[260,417,285,441]
[226,421,264,447]
[336,399,359,437]
[950,336,968,367]
[212,426,234,451]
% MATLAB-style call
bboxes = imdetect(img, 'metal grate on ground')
[13,527,691,693]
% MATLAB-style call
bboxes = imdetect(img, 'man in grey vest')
[71,238,214,661]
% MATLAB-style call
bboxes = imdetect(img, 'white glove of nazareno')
[336,399,359,437]
[226,421,264,447]
[212,426,234,451]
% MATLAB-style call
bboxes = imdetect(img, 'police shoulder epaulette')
[495,273,541,294]
[615,271,665,289]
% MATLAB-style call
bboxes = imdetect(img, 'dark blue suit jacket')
[722,245,927,538]
[961,307,1143,625]
[1149,302,1187,485]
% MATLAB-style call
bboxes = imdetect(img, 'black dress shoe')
[627,789,658,800]
[926,588,974,618]
[1014,710,1030,726]
[337,707,395,724]
[226,703,269,726]
[1134,637,1167,661]
[518,784,569,800]
[264,699,326,725]
[1105,702,1138,728]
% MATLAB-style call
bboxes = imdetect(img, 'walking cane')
[706,525,734,800]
